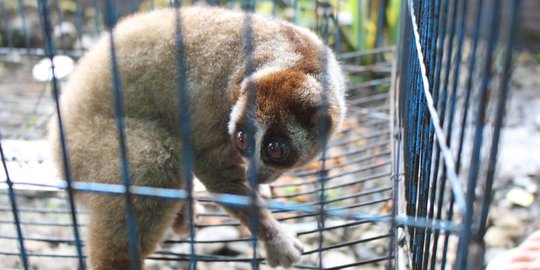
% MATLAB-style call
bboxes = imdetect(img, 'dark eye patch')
[232,125,254,157]
[261,125,299,168]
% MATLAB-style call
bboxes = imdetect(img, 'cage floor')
[0,61,393,269]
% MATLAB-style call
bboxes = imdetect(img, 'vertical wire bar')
[439,0,484,269]
[478,0,521,240]
[242,0,255,11]
[241,5,260,269]
[315,8,332,269]
[410,0,425,260]
[435,1,462,268]
[402,10,415,222]
[92,0,101,34]
[0,136,29,270]
[424,0,452,268]
[407,42,420,260]
[53,0,65,48]
[398,4,414,252]
[437,0,459,135]
[389,139,401,270]
[421,0,442,268]
[413,3,428,269]
[414,0,437,268]
[403,0,419,250]
[173,2,197,269]
[1,0,13,48]
[293,0,298,24]
[37,1,85,268]
[320,3,331,43]
[355,0,362,65]
[374,0,384,63]
[16,0,30,50]
[406,1,470,264]
[391,0,410,266]
[334,0,340,54]
[130,0,139,13]
[455,1,501,267]
[103,1,140,268]
[434,1,467,268]
[316,47,330,270]
[74,0,84,52]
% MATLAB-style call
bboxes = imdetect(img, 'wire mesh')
[1,0,523,269]
[1,1,395,269]
[394,0,522,269]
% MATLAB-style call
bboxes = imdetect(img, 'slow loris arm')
[193,153,303,267]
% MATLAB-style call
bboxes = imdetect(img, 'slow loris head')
[227,53,346,184]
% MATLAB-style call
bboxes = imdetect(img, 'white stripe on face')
[228,94,246,136]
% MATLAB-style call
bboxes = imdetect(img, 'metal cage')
[0,0,522,269]
[394,0,522,269]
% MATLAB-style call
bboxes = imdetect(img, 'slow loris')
[48,6,346,269]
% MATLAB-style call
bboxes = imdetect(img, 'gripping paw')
[264,225,304,268]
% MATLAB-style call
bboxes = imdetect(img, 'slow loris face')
[228,68,341,184]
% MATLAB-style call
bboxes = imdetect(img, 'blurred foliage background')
[1,0,401,64]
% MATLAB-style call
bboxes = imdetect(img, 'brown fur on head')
[48,6,346,269]
[228,66,344,183]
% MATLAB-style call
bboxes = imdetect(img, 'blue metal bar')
[130,0,139,13]
[316,45,331,270]
[334,0,341,53]
[93,0,101,34]
[391,0,409,267]
[415,0,438,267]
[455,0,502,268]
[74,0,84,52]
[1,0,13,48]
[410,0,424,258]
[439,0,485,268]
[3,176,449,229]
[437,0,459,134]
[437,1,468,268]
[406,0,466,215]
[16,0,29,50]
[403,2,473,266]
[355,0,362,65]
[241,9,260,270]
[374,0,384,63]
[293,0,298,24]
[0,135,29,270]
[53,0,65,47]
[421,0,442,267]
[173,4,197,270]
[478,0,522,239]
[103,0,140,268]
[242,0,256,11]
[402,5,417,247]
[320,2,331,43]
[36,0,85,268]
[427,0,454,268]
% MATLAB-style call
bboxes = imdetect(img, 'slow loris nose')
[245,159,280,185]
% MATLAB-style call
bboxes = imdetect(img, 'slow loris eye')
[234,128,248,152]
[266,138,289,163]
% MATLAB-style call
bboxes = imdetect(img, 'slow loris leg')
[54,118,184,269]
